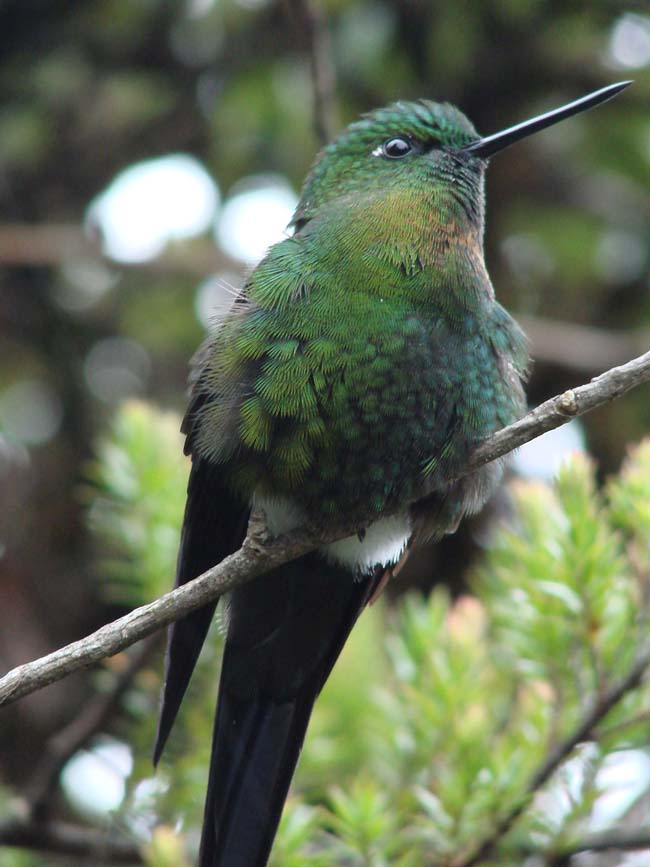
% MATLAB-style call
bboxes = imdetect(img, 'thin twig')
[0,816,142,864]
[513,828,650,866]
[0,351,648,709]
[289,0,338,143]
[556,828,650,857]
[26,634,161,819]
[452,642,650,867]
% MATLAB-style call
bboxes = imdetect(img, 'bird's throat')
[305,184,492,309]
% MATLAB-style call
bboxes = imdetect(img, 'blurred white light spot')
[123,776,170,837]
[88,154,219,264]
[513,420,585,481]
[590,750,650,831]
[216,175,298,264]
[608,14,650,69]
[133,776,168,807]
[62,738,133,819]
[594,229,646,285]
[53,259,118,313]
[84,338,150,403]
[0,380,63,446]
[621,852,650,866]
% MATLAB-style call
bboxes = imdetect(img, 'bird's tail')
[198,554,380,867]
[153,458,249,766]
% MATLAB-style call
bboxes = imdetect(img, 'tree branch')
[26,634,161,819]
[555,828,650,858]
[0,513,316,708]
[467,349,650,470]
[453,641,650,867]
[511,828,650,866]
[0,816,142,864]
[289,0,338,143]
[0,350,649,710]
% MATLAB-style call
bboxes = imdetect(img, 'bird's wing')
[154,240,312,764]
[153,364,251,764]
[156,237,407,865]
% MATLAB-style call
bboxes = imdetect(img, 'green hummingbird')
[154,81,630,867]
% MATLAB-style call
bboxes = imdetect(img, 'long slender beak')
[464,81,632,159]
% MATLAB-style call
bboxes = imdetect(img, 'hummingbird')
[153,81,630,867]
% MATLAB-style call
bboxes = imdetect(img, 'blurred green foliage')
[85,400,188,606]
[23,402,645,867]
[3,1,650,864]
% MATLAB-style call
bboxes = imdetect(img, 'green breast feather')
[187,225,527,517]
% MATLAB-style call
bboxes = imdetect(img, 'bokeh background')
[1,1,649,864]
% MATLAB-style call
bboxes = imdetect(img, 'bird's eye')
[381,137,412,159]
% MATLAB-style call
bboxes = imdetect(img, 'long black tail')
[199,554,380,867]
[154,458,249,765]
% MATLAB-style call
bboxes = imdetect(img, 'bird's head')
[292,82,631,231]
[292,100,484,228]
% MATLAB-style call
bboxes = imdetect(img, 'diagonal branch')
[0,816,142,864]
[554,828,650,859]
[510,828,650,866]
[0,350,649,710]
[467,348,650,470]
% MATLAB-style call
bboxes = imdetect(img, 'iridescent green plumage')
[156,85,630,867]
[187,99,527,520]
